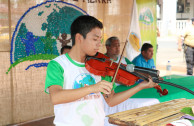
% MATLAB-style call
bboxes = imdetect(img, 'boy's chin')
[87,52,98,56]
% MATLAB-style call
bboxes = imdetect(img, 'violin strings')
[158,80,194,95]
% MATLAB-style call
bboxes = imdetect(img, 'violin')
[85,52,168,96]
[86,52,194,96]
[85,34,194,96]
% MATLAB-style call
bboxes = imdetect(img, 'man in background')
[105,36,133,65]
[178,18,194,75]
[60,45,72,54]
[132,43,155,69]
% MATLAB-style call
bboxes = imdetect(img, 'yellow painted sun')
[129,32,140,52]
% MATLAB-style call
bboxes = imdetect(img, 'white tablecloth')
[104,98,160,126]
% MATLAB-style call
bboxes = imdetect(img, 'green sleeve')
[45,60,64,94]
[101,76,117,90]
[125,57,133,65]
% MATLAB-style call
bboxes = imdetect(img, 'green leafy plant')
[181,107,194,116]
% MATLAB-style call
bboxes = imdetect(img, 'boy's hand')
[138,78,158,89]
[90,80,112,94]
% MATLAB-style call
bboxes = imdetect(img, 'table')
[115,75,194,102]
[104,75,194,126]
[107,99,194,126]
[103,98,159,126]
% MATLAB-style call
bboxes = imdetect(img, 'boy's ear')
[75,33,83,44]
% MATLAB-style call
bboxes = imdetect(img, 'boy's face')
[81,27,102,56]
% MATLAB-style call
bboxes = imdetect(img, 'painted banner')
[137,0,157,62]
[6,0,134,73]
[126,0,142,61]
[126,0,157,63]
[7,1,87,73]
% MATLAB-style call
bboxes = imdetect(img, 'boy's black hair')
[61,45,72,54]
[70,15,103,46]
[141,43,153,52]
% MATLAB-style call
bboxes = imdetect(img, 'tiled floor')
[156,36,188,76]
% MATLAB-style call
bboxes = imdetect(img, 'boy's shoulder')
[53,54,67,62]
[51,54,69,69]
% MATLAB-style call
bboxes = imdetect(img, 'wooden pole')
[8,0,14,124]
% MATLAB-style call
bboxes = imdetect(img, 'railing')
[157,20,162,31]
[176,20,190,31]
[157,20,190,35]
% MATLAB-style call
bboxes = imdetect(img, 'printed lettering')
[71,0,111,3]
[102,0,106,3]
[90,0,95,3]
[107,0,111,3]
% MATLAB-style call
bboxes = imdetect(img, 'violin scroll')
[155,85,168,96]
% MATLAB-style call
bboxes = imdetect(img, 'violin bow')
[105,39,128,98]
[112,40,128,83]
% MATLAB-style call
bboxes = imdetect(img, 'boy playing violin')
[45,15,157,126]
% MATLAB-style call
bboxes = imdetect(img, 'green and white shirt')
[45,53,116,126]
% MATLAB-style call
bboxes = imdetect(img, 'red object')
[85,52,168,96]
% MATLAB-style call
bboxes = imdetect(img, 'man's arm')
[178,35,184,51]
[178,26,190,51]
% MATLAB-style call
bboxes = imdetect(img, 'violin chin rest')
[126,64,135,72]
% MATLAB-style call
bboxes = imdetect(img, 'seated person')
[132,43,155,69]
[105,36,133,86]
[104,37,157,125]
[105,36,133,65]
[60,45,72,54]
